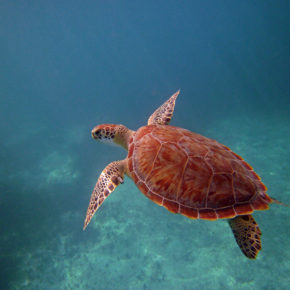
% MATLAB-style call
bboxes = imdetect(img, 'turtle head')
[91,124,134,150]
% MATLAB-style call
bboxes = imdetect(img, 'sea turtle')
[83,90,274,259]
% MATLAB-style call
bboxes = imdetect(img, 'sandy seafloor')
[1,111,289,290]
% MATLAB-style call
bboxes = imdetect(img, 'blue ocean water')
[0,1,289,289]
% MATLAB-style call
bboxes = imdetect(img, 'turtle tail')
[271,198,290,207]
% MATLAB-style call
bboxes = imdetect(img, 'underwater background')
[0,1,289,289]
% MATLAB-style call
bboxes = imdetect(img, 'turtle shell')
[127,125,272,220]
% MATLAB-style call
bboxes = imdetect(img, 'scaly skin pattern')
[148,90,179,125]
[127,124,272,220]
[229,215,262,259]
[83,160,125,230]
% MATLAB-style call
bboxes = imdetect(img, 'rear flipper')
[228,215,262,259]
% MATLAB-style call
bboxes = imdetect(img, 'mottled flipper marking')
[148,90,180,125]
[229,215,262,259]
[83,160,126,230]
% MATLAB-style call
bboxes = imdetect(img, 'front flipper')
[229,215,262,259]
[148,90,180,125]
[83,160,126,230]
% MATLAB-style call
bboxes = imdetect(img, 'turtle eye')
[93,129,102,138]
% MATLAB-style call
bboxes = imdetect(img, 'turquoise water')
[0,1,289,289]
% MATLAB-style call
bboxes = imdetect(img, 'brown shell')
[127,125,272,220]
